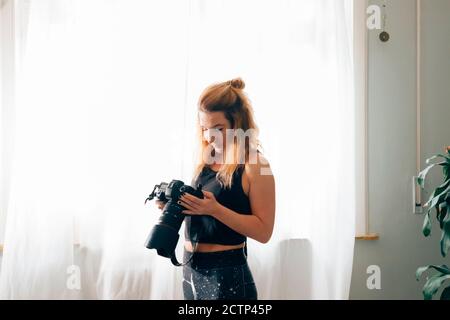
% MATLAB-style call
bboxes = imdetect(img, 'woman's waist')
[183,243,248,269]
[184,241,245,253]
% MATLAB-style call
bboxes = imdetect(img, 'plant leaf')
[423,211,432,237]
[417,161,447,188]
[416,264,450,280]
[417,163,439,188]
[424,181,450,209]
[426,154,450,164]
[422,273,450,300]
[440,285,450,300]
[441,212,450,257]
[438,202,448,229]
[416,265,450,300]
[443,164,450,182]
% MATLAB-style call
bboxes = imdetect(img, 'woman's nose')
[203,130,212,143]
[203,129,222,144]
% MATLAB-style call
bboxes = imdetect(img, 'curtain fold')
[0,0,355,299]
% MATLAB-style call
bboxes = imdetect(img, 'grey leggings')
[182,247,258,300]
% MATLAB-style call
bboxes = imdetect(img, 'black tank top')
[184,165,251,245]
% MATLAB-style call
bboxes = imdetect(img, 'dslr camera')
[144,180,203,266]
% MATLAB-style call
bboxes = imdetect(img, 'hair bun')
[230,77,245,90]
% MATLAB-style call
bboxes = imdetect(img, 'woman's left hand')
[179,191,222,217]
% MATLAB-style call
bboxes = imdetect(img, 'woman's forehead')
[198,111,227,127]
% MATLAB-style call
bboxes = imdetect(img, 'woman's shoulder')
[243,152,273,180]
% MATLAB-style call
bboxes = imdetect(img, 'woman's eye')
[202,127,223,131]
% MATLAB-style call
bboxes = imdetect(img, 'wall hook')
[379,1,390,42]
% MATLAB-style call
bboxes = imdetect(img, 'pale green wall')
[350,0,450,299]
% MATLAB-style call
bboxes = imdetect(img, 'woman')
[156,77,275,300]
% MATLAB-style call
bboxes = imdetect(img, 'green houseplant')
[415,146,450,300]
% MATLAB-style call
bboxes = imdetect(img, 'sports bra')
[184,165,252,245]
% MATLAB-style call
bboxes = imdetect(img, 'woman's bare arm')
[211,157,276,243]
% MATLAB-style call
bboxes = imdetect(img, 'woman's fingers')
[178,199,197,211]
[181,193,202,205]
[202,191,214,199]
[155,200,165,210]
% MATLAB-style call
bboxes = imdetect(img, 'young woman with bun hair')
[155,77,276,300]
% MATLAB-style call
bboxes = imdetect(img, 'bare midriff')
[184,241,245,253]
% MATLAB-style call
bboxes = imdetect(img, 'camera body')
[144,180,203,264]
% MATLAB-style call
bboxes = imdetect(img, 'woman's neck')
[208,164,222,172]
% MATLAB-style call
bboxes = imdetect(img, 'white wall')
[0,0,15,249]
[350,0,450,299]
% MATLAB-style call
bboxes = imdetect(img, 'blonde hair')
[192,77,262,189]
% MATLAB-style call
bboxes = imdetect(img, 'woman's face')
[199,111,231,155]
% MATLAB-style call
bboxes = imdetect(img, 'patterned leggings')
[182,247,258,300]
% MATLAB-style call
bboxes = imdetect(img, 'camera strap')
[170,216,205,266]
[170,241,198,267]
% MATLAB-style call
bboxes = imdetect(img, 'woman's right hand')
[155,200,166,211]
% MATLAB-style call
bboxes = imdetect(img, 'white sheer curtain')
[0,0,354,299]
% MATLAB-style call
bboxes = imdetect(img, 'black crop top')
[184,165,252,245]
